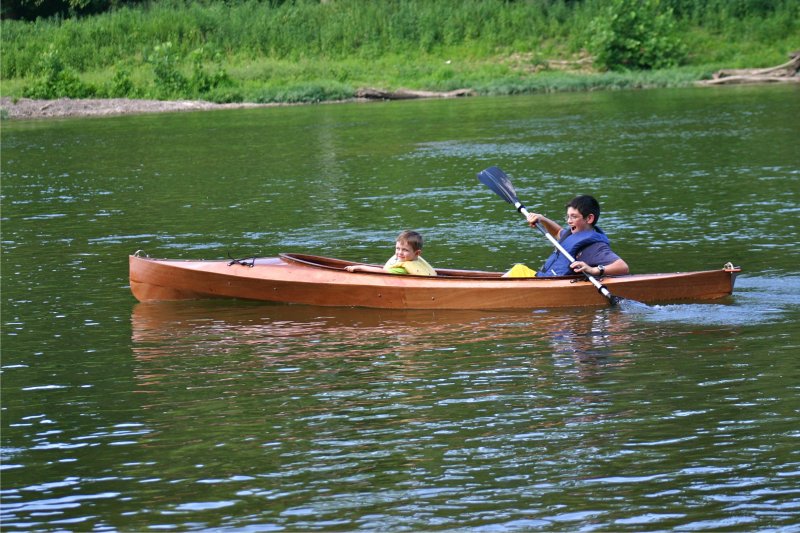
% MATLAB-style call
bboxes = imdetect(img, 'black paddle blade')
[477,166,520,206]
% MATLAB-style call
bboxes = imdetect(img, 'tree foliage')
[2,0,134,20]
[1,0,289,20]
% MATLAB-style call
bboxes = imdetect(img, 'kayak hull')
[129,253,740,309]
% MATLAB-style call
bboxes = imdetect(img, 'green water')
[2,85,799,531]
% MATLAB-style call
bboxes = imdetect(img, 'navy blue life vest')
[538,228,610,277]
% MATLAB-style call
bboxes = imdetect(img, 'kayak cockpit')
[280,252,507,279]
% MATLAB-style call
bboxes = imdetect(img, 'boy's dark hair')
[397,230,424,251]
[566,195,600,225]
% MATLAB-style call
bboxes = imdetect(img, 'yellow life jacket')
[383,255,437,276]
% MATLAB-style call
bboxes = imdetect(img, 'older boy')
[507,195,629,278]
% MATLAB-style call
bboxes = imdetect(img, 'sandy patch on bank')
[1,97,289,120]
[0,90,469,120]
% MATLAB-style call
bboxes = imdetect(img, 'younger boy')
[345,230,437,276]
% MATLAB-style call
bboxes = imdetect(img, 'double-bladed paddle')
[477,165,622,306]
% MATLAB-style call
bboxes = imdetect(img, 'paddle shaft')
[512,201,617,302]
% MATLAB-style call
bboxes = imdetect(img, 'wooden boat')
[129,252,741,309]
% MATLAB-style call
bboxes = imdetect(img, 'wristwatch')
[597,264,605,276]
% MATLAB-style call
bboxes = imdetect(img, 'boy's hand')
[526,213,542,227]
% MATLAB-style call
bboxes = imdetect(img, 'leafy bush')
[588,0,687,71]
[146,41,188,98]
[103,65,136,97]
[22,44,95,98]
[143,42,234,99]
[188,47,232,95]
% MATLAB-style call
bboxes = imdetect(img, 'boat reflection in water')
[129,301,648,443]
[130,300,640,372]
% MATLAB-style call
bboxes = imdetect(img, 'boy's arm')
[344,265,385,273]
[571,257,630,277]
[527,213,563,238]
[602,258,629,276]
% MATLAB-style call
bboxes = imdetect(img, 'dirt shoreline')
[0,97,319,120]
[0,90,470,120]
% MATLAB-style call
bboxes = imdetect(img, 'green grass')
[1,0,797,103]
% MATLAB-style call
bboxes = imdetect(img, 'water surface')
[2,85,799,531]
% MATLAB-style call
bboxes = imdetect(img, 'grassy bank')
[1,0,797,104]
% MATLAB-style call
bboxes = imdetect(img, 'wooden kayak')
[129,252,741,309]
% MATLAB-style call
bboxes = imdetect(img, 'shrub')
[22,44,95,98]
[188,47,232,96]
[103,65,135,97]
[146,41,188,98]
[588,0,687,71]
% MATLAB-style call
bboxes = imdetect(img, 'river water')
[2,86,799,531]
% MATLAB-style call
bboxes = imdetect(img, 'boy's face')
[566,207,594,233]
[395,239,420,262]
